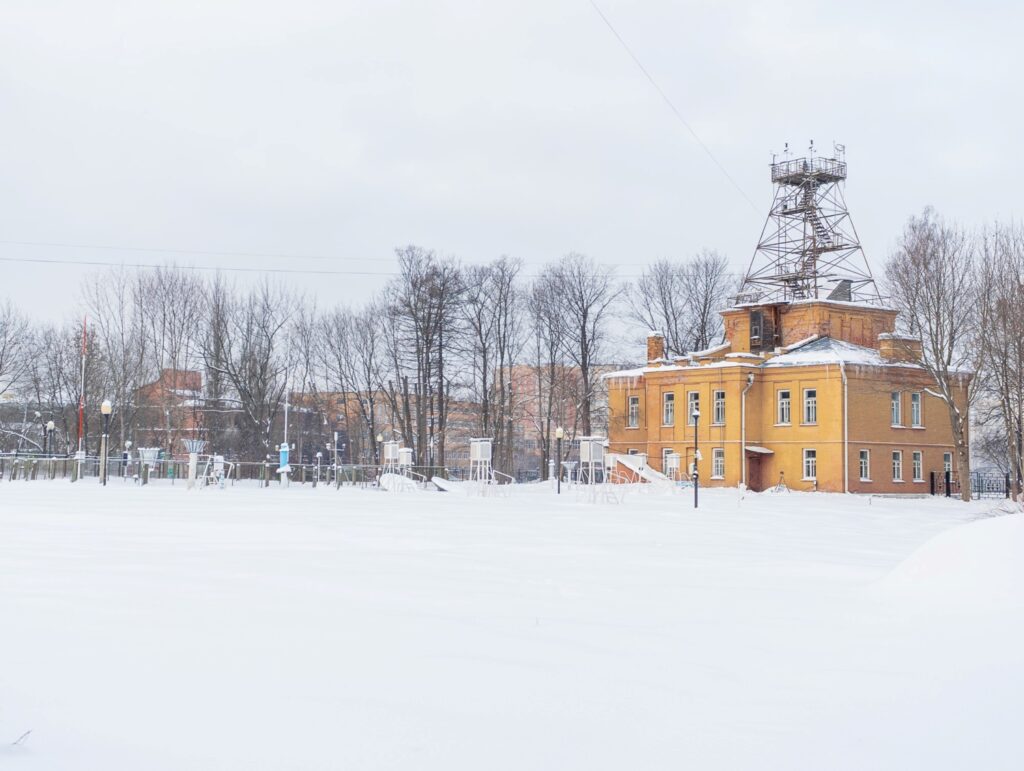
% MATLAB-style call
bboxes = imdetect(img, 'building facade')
[605,299,970,494]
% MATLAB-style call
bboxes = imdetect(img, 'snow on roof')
[763,336,919,368]
[723,297,899,313]
[688,341,731,358]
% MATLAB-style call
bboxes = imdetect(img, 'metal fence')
[930,470,1014,499]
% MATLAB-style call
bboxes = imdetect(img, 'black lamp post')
[45,420,55,456]
[692,405,700,509]
[555,425,565,494]
[100,399,112,486]
[376,433,383,466]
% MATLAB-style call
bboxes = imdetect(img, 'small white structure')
[469,438,493,483]
[397,447,414,468]
[578,436,605,484]
[664,452,681,481]
[382,440,400,474]
[182,438,207,489]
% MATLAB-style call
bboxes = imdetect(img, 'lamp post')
[315,451,322,484]
[100,399,112,486]
[692,406,700,509]
[45,420,55,456]
[555,426,565,494]
[376,433,383,466]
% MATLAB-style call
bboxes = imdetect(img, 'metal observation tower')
[739,143,881,304]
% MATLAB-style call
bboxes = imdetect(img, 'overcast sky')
[1,0,1020,319]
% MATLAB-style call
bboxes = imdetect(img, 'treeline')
[886,208,1024,496]
[0,248,732,474]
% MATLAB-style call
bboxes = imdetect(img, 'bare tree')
[885,207,979,501]
[0,299,29,401]
[977,223,1024,499]
[628,250,731,356]
[543,253,621,436]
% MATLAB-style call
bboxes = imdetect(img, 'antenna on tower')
[737,142,881,305]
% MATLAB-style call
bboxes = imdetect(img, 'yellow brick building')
[605,299,970,494]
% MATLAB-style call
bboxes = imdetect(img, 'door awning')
[744,445,774,455]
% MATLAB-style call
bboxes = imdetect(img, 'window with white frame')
[627,395,639,428]
[803,388,818,424]
[859,449,871,481]
[911,392,922,427]
[687,391,700,425]
[943,452,952,472]
[891,392,902,426]
[712,390,726,425]
[803,448,817,480]
[892,450,903,481]
[662,392,675,426]
[662,447,673,464]
[712,448,725,478]
[777,389,791,424]
[912,450,923,481]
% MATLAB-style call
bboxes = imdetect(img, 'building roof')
[762,336,917,368]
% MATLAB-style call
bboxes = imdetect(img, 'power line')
[587,1,760,214]
[0,253,743,280]
[0,238,389,263]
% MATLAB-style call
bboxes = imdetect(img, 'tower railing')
[771,157,847,184]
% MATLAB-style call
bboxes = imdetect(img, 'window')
[859,449,871,481]
[712,448,725,478]
[777,390,791,425]
[662,447,674,464]
[891,392,902,426]
[712,390,726,425]
[892,450,903,481]
[943,452,952,472]
[911,392,922,427]
[803,449,817,480]
[687,391,700,425]
[627,448,639,455]
[627,396,639,428]
[662,392,675,426]
[803,388,818,424]
[912,451,923,481]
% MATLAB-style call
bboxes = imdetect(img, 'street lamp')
[555,426,565,494]
[100,399,113,486]
[45,420,55,456]
[691,405,700,509]
[315,451,323,483]
[376,433,383,466]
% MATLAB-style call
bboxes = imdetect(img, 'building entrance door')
[746,454,764,492]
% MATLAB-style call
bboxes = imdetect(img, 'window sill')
[801,422,818,427]
[711,422,725,427]
[913,478,925,483]
[774,423,792,427]
[802,477,817,482]
[891,424,905,429]
[910,425,925,430]
[661,424,674,428]
[710,475,724,480]
[624,426,640,430]
[892,479,905,483]
[859,478,872,482]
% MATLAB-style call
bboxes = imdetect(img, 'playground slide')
[608,453,674,485]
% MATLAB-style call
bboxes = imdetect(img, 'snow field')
[0,483,1020,770]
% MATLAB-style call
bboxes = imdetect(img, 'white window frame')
[891,392,902,427]
[943,452,952,473]
[777,389,791,425]
[803,388,818,425]
[910,392,922,427]
[892,450,903,482]
[662,392,675,426]
[627,395,640,428]
[687,391,700,426]
[712,390,726,425]
[712,448,725,479]
[912,450,923,481]
[803,448,817,480]
[859,449,871,481]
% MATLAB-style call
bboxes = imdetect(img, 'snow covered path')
[1,483,1020,770]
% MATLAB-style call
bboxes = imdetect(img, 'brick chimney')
[878,333,923,363]
[647,332,666,362]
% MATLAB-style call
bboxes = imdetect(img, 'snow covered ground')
[1,481,1021,770]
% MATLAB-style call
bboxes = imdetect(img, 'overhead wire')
[587,0,760,214]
